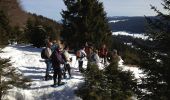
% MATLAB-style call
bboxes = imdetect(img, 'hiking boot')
[58,82,66,86]
[45,75,53,81]
[69,76,73,79]
[79,69,84,73]
[51,84,57,87]
[63,74,67,79]
[48,75,53,79]
[45,76,49,81]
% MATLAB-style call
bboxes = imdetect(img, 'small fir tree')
[76,59,137,100]
[0,58,30,99]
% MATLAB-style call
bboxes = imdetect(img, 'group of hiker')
[41,39,71,86]
[41,39,120,87]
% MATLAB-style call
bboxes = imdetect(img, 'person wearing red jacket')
[99,44,108,65]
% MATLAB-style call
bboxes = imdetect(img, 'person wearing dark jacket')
[51,47,65,87]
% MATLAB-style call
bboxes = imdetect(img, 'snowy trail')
[0,45,86,100]
[0,45,143,100]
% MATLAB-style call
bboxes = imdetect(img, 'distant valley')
[108,16,153,33]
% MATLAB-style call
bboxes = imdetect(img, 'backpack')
[41,48,48,59]
[51,50,65,64]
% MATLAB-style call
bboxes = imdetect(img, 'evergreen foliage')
[137,0,170,99]
[111,36,141,65]
[25,15,62,47]
[61,0,112,48]
[122,49,140,65]
[76,63,107,100]
[25,18,47,47]
[104,58,137,100]
[0,10,11,45]
[76,60,137,100]
[11,26,25,43]
[0,57,30,99]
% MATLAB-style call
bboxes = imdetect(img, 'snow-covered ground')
[0,45,87,100]
[108,19,128,23]
[112,31,148,40]
[0,45,143,100]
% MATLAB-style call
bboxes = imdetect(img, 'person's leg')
[56,66,63,85]
[45,60,52,80]
[104,56,106,65]
[45,60,51,80]
[78,60,83,72]
[52,66,57,85]
[63,64,67,79]
[66,64,71,78]
[49,60,53,73]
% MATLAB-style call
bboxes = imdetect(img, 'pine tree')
[0,57,30,99]
[25,15,62,47]
[137,0,170,99]
[76,58,137,100]
[104,58,137,100]
[61,0,112,48]
[76,63,110,100]
[25,18,47,47]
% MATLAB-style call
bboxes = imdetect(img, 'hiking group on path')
[41,39,120,87]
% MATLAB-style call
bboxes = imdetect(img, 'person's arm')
[82,50,87,57]
[46,48,52,58]
[64,51,70,62]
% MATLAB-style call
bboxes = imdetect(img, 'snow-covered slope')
[108,19,128,23]
[0,45,143,100]
[0,45,86,100]
[112,31,148,40]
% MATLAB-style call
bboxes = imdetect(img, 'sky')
[20,0,163,21]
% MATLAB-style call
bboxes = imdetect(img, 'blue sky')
[20,0,162,21]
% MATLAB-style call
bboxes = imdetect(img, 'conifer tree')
[25,18,47,47]
[137,0,170,99]
[76,54,138,100]
[61,0,112,48]
[104,58,137,100]
[0,58,30,99]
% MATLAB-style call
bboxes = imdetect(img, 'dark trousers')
[53,65,62,85]
[78,60,83,72]
[64,64,71,78]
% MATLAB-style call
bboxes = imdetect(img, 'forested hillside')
[0,0,62,46]
[108,16,153,33]
[0,0,29,26]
